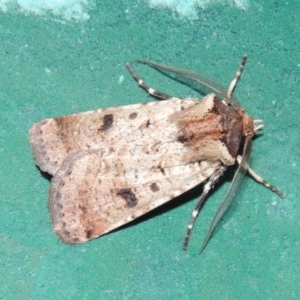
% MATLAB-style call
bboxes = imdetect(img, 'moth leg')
[237,155,284,198]
[226,55,247,101]
[126,63,175,100]
[183,166,226,250]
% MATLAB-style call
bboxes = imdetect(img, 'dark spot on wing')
[139,119,151,130]
[99,114,114,131]
[129,112,138,119]
[159,166,165,175]
[177,135,188,143]
[117,188,138,207]
[79,205,87,213]
[150,182,159,192]
[86,229,93,239]
[62,229,71,238]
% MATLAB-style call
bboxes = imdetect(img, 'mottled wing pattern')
[30,97,222,243]
[49,148,221,244]
[30,99,202,175]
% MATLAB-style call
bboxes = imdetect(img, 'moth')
[29,55,283,252]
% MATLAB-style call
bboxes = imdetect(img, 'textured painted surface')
[0,1,299,299]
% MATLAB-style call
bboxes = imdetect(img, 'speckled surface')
[0,1,299,299]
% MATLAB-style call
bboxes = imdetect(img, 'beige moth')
[29,55,283,252]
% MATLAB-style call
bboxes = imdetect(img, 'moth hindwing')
[29,55,283,252]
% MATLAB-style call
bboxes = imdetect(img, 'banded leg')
[126,63,175,100]
[226,55,248,101]
[183,166,226,250]
[236,155,284,198]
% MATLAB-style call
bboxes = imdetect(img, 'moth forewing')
[29,55,283,251]
[29,99,197,175]
[49,147,221,244]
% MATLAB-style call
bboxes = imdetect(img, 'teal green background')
[0,1,299,299]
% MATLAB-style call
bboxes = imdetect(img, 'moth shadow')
[36,166,53,181]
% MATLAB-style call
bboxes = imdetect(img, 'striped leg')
[126,63,175,100]
[236,155,284,198]
[226,55,248,100]
[183,166,226,250]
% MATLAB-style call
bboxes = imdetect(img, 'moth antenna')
[126,63,174,100]
[135,59,241,106]
[236,156,284,198]
[226,55,248,104]
[183,166,226,250]
[199,136,252,253]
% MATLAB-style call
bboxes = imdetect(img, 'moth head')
[240,110,255,138]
